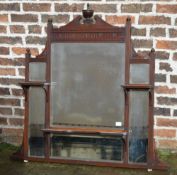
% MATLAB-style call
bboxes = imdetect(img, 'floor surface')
[0,143,177,175]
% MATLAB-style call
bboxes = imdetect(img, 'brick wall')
[0,0,177,149]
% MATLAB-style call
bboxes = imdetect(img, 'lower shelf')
[41,127,127,136]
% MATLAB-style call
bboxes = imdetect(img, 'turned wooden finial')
[149,48,155,57]
[25,48,31,58]
[151,48,155,53]
[48,18,53,24]
[126,16,131,22]
[87,3,90,10]
[47,18,53,28]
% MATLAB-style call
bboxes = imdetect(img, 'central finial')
[87,3,91,10]
[82,3,94,20]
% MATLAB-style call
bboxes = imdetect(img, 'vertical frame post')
[44,19,53,160]
[124,17,131,164]
[23,49,31,158]
[148,48,155,167]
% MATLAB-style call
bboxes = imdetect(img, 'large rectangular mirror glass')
[50,43,125,128]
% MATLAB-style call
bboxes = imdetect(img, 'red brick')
[91,4,117,13]
[0,98,20,106]
[155,129,176,138]
[157,97,177,105]
[0,37,22,44]
[12,47,39,56]
[0,78,24,86]
[169,28,177,38]
[0,107,12,115]
[154,107,170,116]
[55,3,84,12]
[0,14,8,22]
[173,52,177,61]
[2,128,23,136]
[1,128,23,145]
[106,15,135,25]
[0,58,22,66]
[41,14,69,23]
[9,118,24,126]
[131,27,146,36]
[0,47,9,55]
[150,28,166,37]
[159,140,177,149]
[14,108,24,116]
[157,4,177,14]
[18,68,25,76]
[156,40,177,50]
[11,89,23,96]
[136,51,150,58]
[0,68,15,76]
[133,39,153,48]
[0,118,8,125]
[1,135,23,145]
[23,3,51,12]
[11,14,38,22]
[155,74,166,82]
[139,16,171,25]
[0,25,6,33]
[170,75,177,83]
[0,88,10,95]
[28,25,41,34]
[14,58,25,66]
[159,62,173,72]
[156,51,169,60]
[10,25,25,34]
[26,36,46,45]
[121,4,152,13]
[155,86,176,94]
[0,3,20,11]
[174,110,177,116]
[157,118,177,127]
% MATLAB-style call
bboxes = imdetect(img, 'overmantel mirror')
[12,5,167,170]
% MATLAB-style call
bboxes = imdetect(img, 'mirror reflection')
[51,43,125,128]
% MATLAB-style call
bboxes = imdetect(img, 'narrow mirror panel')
[51,134,123,162]
[28,87,45,157]
[130,64,149,84]
[129,90,148,163]
[50,43,125,128]
[29,62,46,81]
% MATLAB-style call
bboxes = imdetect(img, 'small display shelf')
[19,82,46,88]
[122,84,153,90]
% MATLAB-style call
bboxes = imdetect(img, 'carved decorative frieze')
[51,32,125,42]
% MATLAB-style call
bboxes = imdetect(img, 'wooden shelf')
[122,84,152,90]
[42,127,128,136]
[19,81,46,87]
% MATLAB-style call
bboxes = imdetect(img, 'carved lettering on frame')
[51,32,124,42]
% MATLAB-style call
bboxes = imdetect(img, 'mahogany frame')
[12,14,168,170]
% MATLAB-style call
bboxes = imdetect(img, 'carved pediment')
[59,15,119,31]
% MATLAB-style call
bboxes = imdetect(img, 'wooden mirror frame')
[12,9,168,170]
